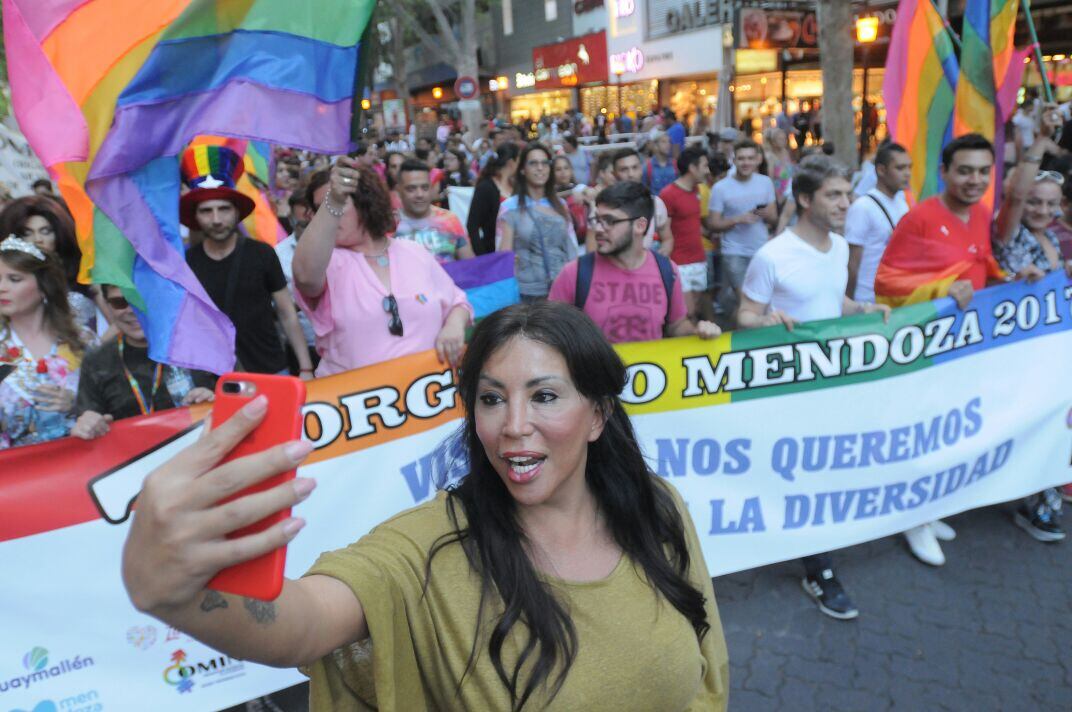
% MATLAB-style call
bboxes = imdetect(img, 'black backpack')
[574,250,677,329]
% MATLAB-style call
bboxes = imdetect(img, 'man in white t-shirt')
[613,148,674,257]
[738,154,890,621]
[844,142,911,303]
[706,139,778,323]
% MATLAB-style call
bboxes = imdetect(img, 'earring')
[42,295,48,306]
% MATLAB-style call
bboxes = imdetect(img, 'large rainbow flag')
[883,0,960,202]
[953,0,1030,214]
[4,0,376,374]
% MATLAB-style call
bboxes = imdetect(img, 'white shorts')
[677,261,709,293]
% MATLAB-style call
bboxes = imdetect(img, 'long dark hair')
[429,302,709,710]
[438,149,472,187]
[477,142,520,184]
[516,143,569,221]
[0,248,85,354]
[0,195,85,294]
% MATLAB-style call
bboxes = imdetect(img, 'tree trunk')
[817,0,856,168]
[455,55,484,142]
[387,18,414,131]
[454,0,484,142]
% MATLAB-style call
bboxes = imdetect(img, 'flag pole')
[929,0,962,52]
[1020,0,1054,103]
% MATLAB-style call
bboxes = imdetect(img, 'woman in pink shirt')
[292,160,471,376]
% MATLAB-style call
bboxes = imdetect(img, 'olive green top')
[303,482,729,711]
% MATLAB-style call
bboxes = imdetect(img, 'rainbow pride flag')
[4,0,375,374]
[189,136,287,246]
[441,252,520,320]
[883,0,959,202]
[953,0,1028,214]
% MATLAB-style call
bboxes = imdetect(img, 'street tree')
[393,0,484,140]
[817,0,856,168]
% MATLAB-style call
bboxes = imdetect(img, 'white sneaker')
[930,519,956,541]
[904,524,945,566]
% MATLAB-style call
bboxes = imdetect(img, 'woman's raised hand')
[328,156,361,207]
[121,395,315,615]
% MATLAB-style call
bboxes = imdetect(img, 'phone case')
[206,373,306,600]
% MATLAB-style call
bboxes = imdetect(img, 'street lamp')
[856,15,879,160]
[432,86,443,100]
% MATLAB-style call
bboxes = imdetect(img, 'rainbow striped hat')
[179,145,255,229]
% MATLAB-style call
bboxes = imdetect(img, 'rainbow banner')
[0,273,1070,709]
[3,0,376,374]
[883,0,960,202]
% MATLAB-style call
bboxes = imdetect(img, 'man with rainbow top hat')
[181,144,313,378]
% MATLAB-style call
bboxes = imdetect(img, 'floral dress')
[0,328,90,449]
[992,224,1063,274]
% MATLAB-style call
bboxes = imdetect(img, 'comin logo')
[7,688,103,712]
[162,649,245,695]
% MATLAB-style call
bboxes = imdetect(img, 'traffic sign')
[454,75,479,100]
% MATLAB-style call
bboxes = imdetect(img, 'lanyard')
[118,335,162,415]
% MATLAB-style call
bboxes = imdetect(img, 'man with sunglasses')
[548,182,721,344]
[71,285,216,440]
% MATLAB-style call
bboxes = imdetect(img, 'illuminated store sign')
[610,46,645,75]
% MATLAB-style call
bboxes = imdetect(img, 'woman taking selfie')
[121,301,728,711]
[0,238,94,448]
[291,161,471,375]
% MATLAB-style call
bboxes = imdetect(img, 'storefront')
[579,80,659,119]
[506,31,612,122]
[510,88,576,122]
[731,68,888,144]
[599,0,725,120]
[1025,56,1072,103]
[731,3,896,148]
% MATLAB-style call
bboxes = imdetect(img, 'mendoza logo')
[8,689,103,712]
[162,649,245,694]
[0,647,95,694]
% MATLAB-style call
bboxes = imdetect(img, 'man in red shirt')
[659,147,711,322]
[876,134,1008,308]
[876,133,1043,566]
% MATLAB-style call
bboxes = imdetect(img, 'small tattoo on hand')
[243,597,277,625]
[200,590,229,613]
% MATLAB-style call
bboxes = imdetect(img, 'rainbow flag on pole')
[882,0,960,202]
[4,1,375,374]
[953,0,1028,214]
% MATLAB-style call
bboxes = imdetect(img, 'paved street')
[717,501,1072,711]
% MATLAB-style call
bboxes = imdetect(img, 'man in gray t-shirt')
[705,139,778,322]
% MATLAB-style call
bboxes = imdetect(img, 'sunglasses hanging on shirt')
[382,294,403,337]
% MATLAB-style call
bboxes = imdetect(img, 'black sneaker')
[1014,504,1066,542]
[801,569,859,620]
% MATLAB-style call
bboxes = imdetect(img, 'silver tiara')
[0,236,47,261]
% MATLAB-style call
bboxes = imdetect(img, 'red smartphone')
[206,372,306,601]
